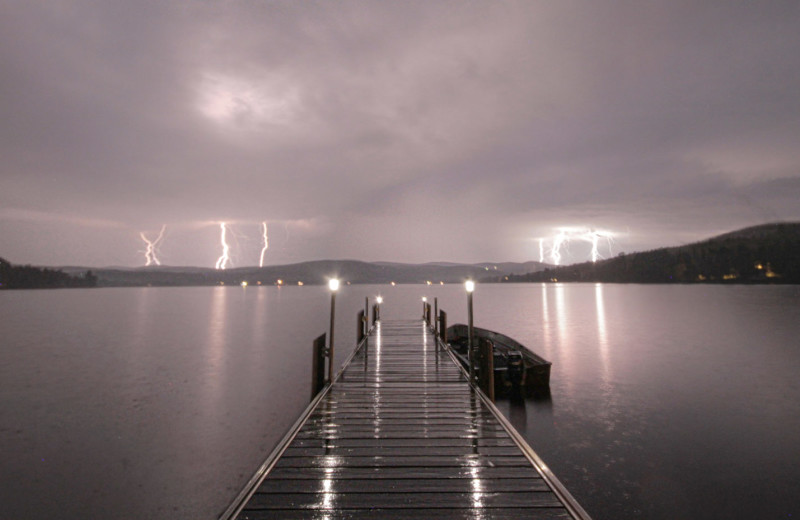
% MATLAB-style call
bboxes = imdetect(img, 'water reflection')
[552,284,576,394]
[204,287,228,407]
[595,283,610,384]
[540,284,552,358]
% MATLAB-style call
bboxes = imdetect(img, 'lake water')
[1,284,798,519]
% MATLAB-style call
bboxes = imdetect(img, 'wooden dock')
[221,319,591,519]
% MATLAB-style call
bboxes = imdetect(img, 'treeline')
[0,257,97,289]
[503,222,800,284]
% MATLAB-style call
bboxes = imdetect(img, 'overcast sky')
[2,1,799,268]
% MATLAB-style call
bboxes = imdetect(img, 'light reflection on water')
[1,284,799,519]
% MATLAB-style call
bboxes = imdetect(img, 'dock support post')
[466,281,475,384]
[439,310,447,343]
[357,310,365,342]
[434,298,439,337]
[479,338,495,402]
[311,333,326,399]
[327,279,339,384]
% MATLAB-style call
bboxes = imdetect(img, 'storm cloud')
[2,1,799,267]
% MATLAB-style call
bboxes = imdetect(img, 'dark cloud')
[1,1,799,266]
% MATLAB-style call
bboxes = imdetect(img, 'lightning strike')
[540,227,616,265]
[259,221,269,268]
[590,233,601,263]
[215,222,231,269]
[139,225,166,266]
[551,230,568,265]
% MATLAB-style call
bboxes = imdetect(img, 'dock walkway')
[223,319,590,519]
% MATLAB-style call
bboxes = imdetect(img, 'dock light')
[465,280,476,383]
[375,295,383,322]
[422,296,428,320]
[240,281,248,288]
[327,278,339,383]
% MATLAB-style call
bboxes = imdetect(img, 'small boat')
[446,324,551,398]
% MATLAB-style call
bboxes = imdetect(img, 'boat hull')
[446,324,551,397]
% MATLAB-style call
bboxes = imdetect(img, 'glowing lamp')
[422,297,427,302]
[465,280,475,293]
[328,278,340,291]
[240,281,248,287]
[376,296,383,304]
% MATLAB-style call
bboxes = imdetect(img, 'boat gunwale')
[446,323,552,366]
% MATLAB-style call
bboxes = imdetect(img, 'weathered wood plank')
[273,455,532,469]
[237,508,572,520]
[264,466,547,480]
[289,437,518,448]
[245,491,565,509]
[282,446,523,457]
[255,477,550,493]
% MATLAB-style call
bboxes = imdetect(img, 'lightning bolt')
[259,221,269,268]
[541,227,615,265]
[215,222,231,269]
[139,225,166,266]
[590,232,601,263]
[551,229,568,265]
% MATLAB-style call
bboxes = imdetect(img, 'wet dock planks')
[224,320,590,520]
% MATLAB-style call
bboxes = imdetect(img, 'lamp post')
[376,296,383,322]
[465,280,475,383]
[327,278,339,383]
[422,296,427,320]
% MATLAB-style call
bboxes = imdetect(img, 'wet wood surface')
[233,320,579,520]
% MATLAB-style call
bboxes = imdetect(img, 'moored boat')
[446,324,551,397]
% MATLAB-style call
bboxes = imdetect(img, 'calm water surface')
[1,284,798,519]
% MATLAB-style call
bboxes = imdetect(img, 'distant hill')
[503,222,800,284]
[0,257,97,289]
[56,260,549,287]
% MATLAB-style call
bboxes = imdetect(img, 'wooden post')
[372,304,378,325]
[311,333,326,399]
[357,310,365,342]
[328,290,336,384]
[479,338,495,402]
[467,290,475,384]
[439,310,447,343]
[364,297,369,332]
[434,298,438,336]
[425,303,431,326]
